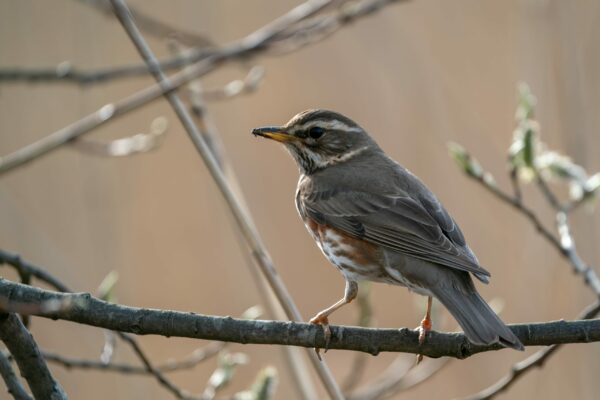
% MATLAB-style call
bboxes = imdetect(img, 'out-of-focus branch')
[40,342,224,375]
[0,313,67,400]
[108,0,343,398]
[0,0,403,173]
[449,144,600,298]
[76,0,214,47]
[348,356,450,400]
[450,85,600,399]
[0,250,197,400]
[3,279,600,358]
[0,349,32,400]
[342,282,373,393]
[464,300,600,400]
[167,35,316,400]
[115,331,198,400]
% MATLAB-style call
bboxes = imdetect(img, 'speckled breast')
[302,216,395,283]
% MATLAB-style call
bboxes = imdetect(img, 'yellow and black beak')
[252,126,295,143]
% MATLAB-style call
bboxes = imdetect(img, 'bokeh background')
[1,0,600,399]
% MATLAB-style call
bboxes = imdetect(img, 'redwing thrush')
[252,109,524,352]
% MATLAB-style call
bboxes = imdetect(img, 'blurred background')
[1,0,599,398]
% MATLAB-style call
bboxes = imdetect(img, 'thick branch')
[0,313,67,400]
[2,280,600,359]
[0,350,32,400]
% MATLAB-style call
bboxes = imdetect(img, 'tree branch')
[0,0,403,174]
[0,349,32,400]
[0,249,71,292]
[39,342,223,375]
[0,313,67,400]
[2,279,600,359]
[463,300,600,400]
[107,0,343,398]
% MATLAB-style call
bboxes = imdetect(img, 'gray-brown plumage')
[253,109,523,351]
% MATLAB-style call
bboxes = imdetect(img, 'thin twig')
[0,313,67,400]
[108,0,344,398]
[169,37,317,400]
[0,250,195,400]
[348,356,450,400]
[464,301,600,400]
[0,0,403,174]
[342,282,373,392]
[116,331,199,400]
[3,279,600,358]
[0,249,71,292]
[468,174,600,297]
[76,0,214,47]
[0,349,32,400]
[41,342,224,374]
[458,150,600,399]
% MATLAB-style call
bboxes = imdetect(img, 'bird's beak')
[252,126,295,143]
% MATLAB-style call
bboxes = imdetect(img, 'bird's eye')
[308,127,325,139]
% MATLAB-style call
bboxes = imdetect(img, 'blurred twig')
[348,356,450,400]
[0,249,195,400]
[450,84,600,399]
[342,282,373,393]
[4,279,600,358]
[0,0,404,173]
[108,0,344,397]
[0,313,67,400]
[168,35,316,400]
[448,144,600,297]
[464,301,600,400]
[40,342,224,375]
[76,0,214,47]
[0,349,32,400]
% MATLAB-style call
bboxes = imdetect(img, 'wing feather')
[299,188,490,281]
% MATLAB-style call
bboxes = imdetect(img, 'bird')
[252,109,524,356]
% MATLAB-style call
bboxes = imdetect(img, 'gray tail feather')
[433,286,524,351]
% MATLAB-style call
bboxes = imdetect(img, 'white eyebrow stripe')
[289,119,363,134]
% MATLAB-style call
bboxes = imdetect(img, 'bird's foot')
[310,313,331,360]
[415,317,432,364]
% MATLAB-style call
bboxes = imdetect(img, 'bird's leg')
[416,295,433,364]
[310,280,358,359]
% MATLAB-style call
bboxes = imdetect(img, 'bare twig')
[0,249,195,400]
[169,37,317,400]
[116,331,199,400]
[453,144,600,399]
[0,349,32,400]
[3,279,600,358]
[108,0,344,398]
[71,116,167,157]
[76,0,214,47]
[348,356,450,400]
[0,313,67,400]
[41,342,224,375]
[0,249,71,292]
[0,0,403,174]
[464,301,600,400]
[466,170,600,298]
[342,282,373,392]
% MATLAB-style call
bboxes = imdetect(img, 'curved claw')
[310,314,332,358]
[415,316,433,364]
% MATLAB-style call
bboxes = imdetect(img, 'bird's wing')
[299,188,490,281]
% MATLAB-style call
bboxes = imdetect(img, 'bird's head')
[252,109,378,174]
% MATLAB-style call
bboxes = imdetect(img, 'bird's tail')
[432,285,524,350]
